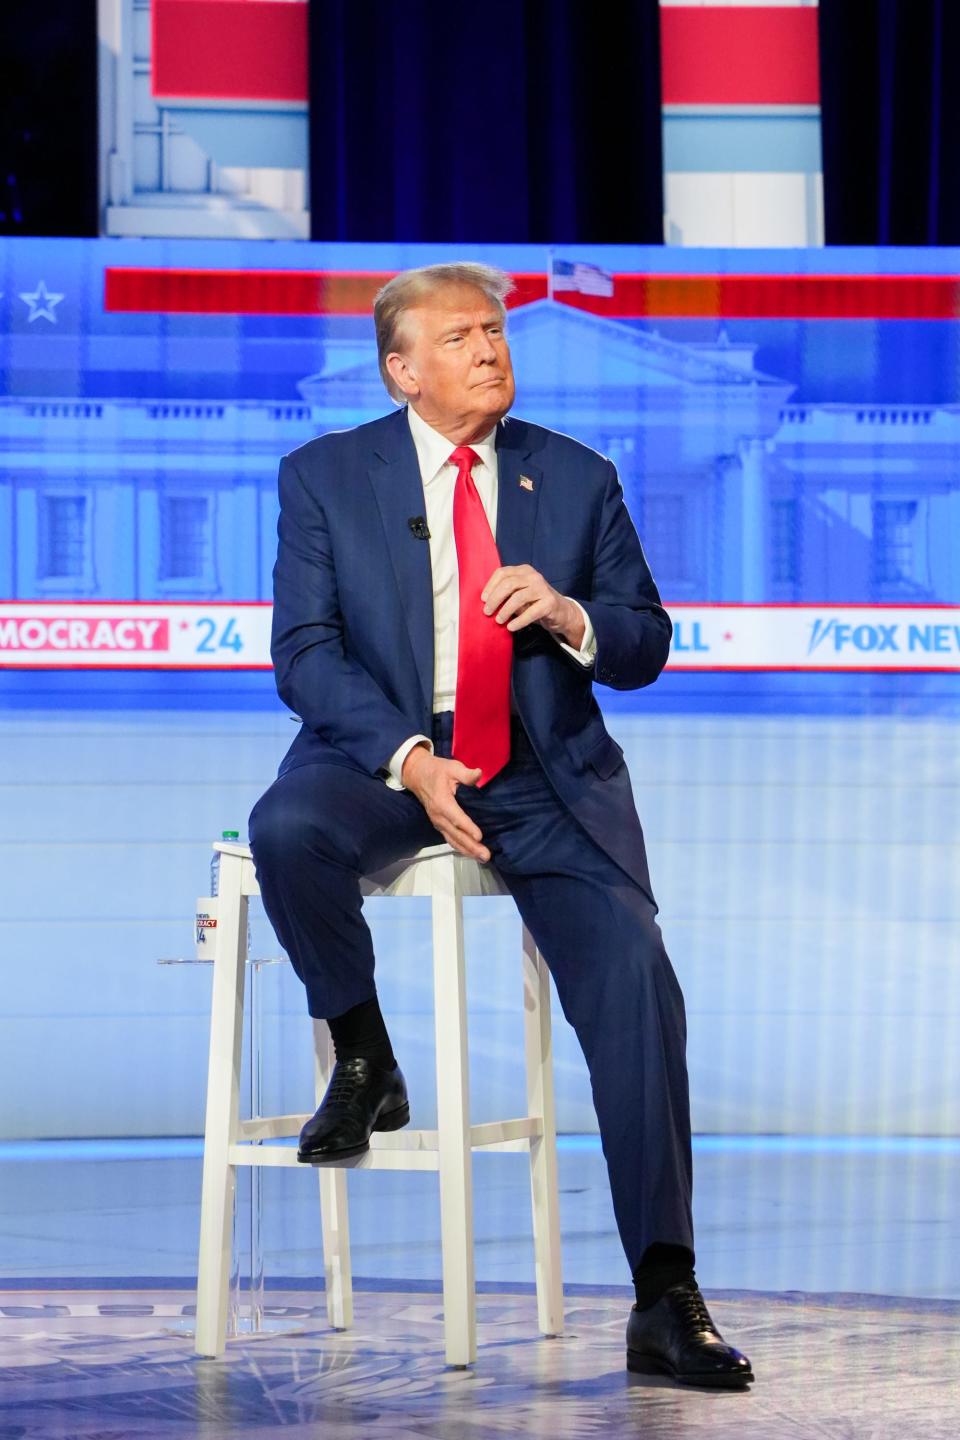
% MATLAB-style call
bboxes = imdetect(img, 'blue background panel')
[3,239,960,609]
[0,240,958,1143]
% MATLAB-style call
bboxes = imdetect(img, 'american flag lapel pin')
[519,475,534,491]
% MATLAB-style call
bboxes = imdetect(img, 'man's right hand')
[401,744,490,861]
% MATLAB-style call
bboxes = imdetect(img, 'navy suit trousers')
[249,714,694,1272]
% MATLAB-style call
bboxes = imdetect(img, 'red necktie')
[449,446,512,785]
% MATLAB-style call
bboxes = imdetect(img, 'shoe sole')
[375,1101,411,1132]
[297,1101,411,1164]
[627,1349,754,1388]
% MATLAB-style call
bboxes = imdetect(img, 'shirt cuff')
[383,734,433,790]
[556,598,596,667]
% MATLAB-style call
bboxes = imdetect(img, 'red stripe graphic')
[104,269,548,315]
[660,5,820,106]
[561,275,960,320]
[152,0,308,104]
[104,269,960,320]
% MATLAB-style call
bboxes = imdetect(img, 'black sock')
[632,1242,696,1310]
[326,995,397,1071]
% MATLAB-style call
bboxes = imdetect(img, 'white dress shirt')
[384,406,596,788]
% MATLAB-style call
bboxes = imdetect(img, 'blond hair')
[373,262,514,402]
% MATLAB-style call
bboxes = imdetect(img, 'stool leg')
[523,926,564,1337]
[312,1018,353,1330]
[195,853,247,1357]
[433,855,476,1366]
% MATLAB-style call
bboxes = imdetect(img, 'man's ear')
[386,351,420,399]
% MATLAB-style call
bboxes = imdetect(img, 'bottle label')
[195,898,218,960]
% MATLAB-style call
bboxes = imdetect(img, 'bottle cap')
[221,830,240,840]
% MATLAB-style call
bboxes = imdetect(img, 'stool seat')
[194,839,564,1366]
[361,841,513,899]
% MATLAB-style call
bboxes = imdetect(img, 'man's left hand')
[481,565,585,649]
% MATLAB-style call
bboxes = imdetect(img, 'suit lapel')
[495,419,542,567]
[368,411,435,716]
[365,412,542,718]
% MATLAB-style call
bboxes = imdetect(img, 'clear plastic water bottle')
[210,829,240,896]
[208,830,252,958]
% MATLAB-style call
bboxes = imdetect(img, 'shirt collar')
[406,404,498,484]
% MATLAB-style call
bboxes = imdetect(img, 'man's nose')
[472,331,498,362]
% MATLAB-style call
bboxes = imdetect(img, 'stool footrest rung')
[227,1142,442,1171]
[235,1115,545,1145]
[238,1114,309,1141]
[470,1118,543,1146]
[227,1116,544,1167]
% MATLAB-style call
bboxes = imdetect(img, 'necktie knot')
[449,446,480,472]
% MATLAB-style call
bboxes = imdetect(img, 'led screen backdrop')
[98,0,309,239]
[0,240,958,677]
[1,241,958,1152]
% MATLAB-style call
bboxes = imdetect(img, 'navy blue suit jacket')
[271,406,672,891]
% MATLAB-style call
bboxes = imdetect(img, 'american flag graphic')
[551,259,614,298]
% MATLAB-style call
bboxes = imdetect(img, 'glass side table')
[158,947,298,1338]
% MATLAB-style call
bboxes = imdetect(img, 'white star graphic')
[19,280,65,324]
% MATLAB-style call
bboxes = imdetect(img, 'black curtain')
[0,1,98,237]
[309,0,663,243]
[820,0,960,244]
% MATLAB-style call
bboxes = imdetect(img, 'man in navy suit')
[249,263,752,1386]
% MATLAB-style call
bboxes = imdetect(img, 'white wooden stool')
[194,839,564,1366]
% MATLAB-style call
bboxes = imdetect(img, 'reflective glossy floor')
[3,1286,959,1440]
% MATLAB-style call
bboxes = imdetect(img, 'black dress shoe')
[297,1057,410,1163]
[626,1280,754,1388]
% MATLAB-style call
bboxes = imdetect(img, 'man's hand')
[401,744,490,861]
[481,565,586,649]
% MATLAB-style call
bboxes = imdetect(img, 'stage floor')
[2,1285,958,1439]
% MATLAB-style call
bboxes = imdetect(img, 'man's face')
[387,284,516,441]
